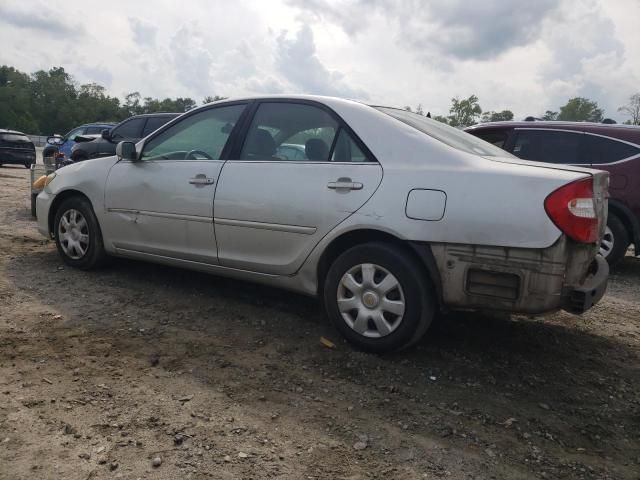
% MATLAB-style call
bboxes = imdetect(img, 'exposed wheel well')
[47,190,93,236]
[316,229,442,304]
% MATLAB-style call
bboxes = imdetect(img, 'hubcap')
[337,263,406,338]
[599,226,614,258]
[58,209,89,260]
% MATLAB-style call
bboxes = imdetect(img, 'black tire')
[53,196,106,270]
[601,213,629,267]
[323,242,435,353]
[30,193,37,218]
[72,153,89,162]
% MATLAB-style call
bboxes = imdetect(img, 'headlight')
[32,175,47,189]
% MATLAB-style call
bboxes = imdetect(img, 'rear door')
[213,100,383,275]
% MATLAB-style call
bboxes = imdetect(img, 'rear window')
[512,130,582,164]
[0,133,31,143]
[375,107,510,157]
[142,116,175,137]
[582,134,640,164]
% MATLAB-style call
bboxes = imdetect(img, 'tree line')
[1,64,639,135]
[0,65,226,135]
[406,93,640,127]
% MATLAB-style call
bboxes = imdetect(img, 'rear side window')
[142,116,174,137]
[512,130,583,164]
[111,118,146,140]
[331,129,369,162]
[473,129,510,149]
[582,134,640,164]
[240,103,339,161]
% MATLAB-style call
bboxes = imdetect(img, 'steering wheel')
[185,150,213,160]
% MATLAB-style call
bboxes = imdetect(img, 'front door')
[214,101,383,275]
[103,103,247,263]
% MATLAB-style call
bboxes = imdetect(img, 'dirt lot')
[1,165,639,480]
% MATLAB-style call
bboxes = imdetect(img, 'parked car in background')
[465,121,640,266]
[0,129,36,168]
[43,122,115,161]
[70,113,179,162]
[35,96,608,352]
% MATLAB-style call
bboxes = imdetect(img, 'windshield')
[375,107,511,157]
[0,133,31,143]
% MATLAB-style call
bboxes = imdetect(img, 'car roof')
[465,120,640,144]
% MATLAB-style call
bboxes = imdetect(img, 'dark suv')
[70,113,179,162]
[465,121,640,265]
[0,129,36,168]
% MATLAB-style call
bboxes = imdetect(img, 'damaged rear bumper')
[562,254,608,313]
[419,237,608,315]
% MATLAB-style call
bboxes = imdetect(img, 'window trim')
[137,103,250,162]
[228,99,378,164]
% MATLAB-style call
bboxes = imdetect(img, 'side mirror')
[101,129,111,140]
[116,141,138,161]
[46,135,64,146]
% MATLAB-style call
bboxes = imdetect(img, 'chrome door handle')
[189,176,215,185]
[327,179,363,191]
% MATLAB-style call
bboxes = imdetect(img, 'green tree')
[542,110,558,121]
[480,110,514,122]
[557,97,604,122]
[203,95,227,104]
[618,93,640,125]
[433,115,449,124]
[448,95,482,127]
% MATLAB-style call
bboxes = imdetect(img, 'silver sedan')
[35,95,609,352]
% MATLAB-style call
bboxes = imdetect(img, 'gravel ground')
[0,165,639,480]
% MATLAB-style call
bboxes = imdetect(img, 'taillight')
[544,177,598,243]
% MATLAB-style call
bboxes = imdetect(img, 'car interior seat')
[305,138,329,161]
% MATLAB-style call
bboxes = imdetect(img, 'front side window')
[582,134,640,164]
[240,103,339,161]
[111,118,146,140]
[141,105,245,161]
[474,129,510,149]
[85,126,106,135]
[512,130,583,164]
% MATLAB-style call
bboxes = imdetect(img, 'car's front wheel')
[324,242,435,353]
[54,196,106,269]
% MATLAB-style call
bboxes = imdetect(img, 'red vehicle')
[465,121,640,266]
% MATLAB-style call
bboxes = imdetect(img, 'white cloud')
[0,0,638,121]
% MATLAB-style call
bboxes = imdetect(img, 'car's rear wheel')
[72,153,89,162]
[324,242,435,353]
[599,213,629,267]
[54,196,106,270]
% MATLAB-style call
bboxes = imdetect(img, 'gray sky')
[1,0,639,121]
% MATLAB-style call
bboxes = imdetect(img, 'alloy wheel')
[599,226,614,258]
